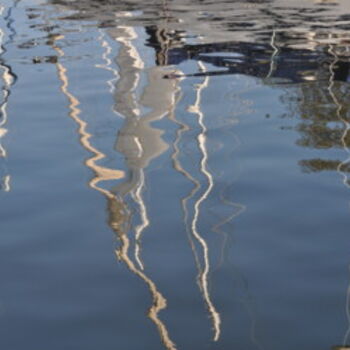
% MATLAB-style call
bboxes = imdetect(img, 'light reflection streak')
[105,22,181,349]
[0,18,8,160]
[132,169,149,271]
[52,35,124,198]
[111,24,150,271]
[0,2,18,192]
[52,27,178,349]
[328,44,350,348]
[95,30,119,95]
[187,61,221,342]
[266,29,278,79]
[170,87,203,273]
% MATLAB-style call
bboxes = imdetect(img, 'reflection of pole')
[0,10,9,190]
[52,34,124,198]
[328,44,350,349]
[170,85,203,272]
[0,2,19,192]
[187,61,221,342]
[266,30,278,79]
[52,28,177,350]
[104,21,181,349]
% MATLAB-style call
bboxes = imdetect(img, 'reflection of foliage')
[300,158,350,173]
[291,79,350,173]
[297,123,345,149]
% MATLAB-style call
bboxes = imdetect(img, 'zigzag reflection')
[102,23,181,349]
[48,5,252,347]
[327,45,350,350]
[187,61,221,342]
[0,2,18,192]
[52,34,124,198]
[51,26,178,350]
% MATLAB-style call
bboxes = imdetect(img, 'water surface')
[1,1,350,349]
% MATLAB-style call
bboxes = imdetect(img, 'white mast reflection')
[51,27,178,349]
[186,61,221,342]
[328,43,350,349]
[98,18,182,349]
[0,3,15,192]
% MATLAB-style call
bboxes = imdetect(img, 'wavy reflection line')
[95,29,119,95]
[170,87,203,272]
[212,192,246,270]
[266,29,278,79]
[114,25,144,119]
[52,26,177,350]
[111,24,148,271]
[188,61,221,342]
[52,35,124,198]
[328,48,350,190]
[0,2,18,192]
[114,225,177,350]
[131,169,149,271]
[328,45,350,347]
[105,23,178,349]
[0,16,9,160]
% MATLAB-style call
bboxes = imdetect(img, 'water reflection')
[15,0,350,349]
[50,15,183,348]
[0,2,18,192]
[108,21,180,348]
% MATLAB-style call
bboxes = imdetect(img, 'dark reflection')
[47,0,349,44]
[146,34,350,180]
[48,0,350,176]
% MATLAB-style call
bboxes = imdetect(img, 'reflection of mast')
[52,27,177,350]
[187,61,221,342]
[328,44,350,349]
[0,3,18,192]
[109,22,181,267]
[107,21,181,349]
[170,87,203,272]
[51,34,124,197]
[266,30,278,79]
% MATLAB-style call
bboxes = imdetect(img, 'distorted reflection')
[186,61,221,341]
[0,3,17,192]
[17,0,350,349]
[51,11,186,347]
[108,20,182,349]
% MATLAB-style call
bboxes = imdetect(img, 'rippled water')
[1,0,350,349]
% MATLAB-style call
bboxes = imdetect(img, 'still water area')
[1,0,350,349]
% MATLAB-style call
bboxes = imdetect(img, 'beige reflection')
[103,22,182,349]
[186,61,221,341]
[0,8,11,192]
[108,23,180,270]
[52,27,179,350]
[51,34,124,198]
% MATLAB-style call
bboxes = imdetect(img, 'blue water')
[1,1,350,349]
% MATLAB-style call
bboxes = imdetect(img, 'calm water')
[1,0,350,349]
